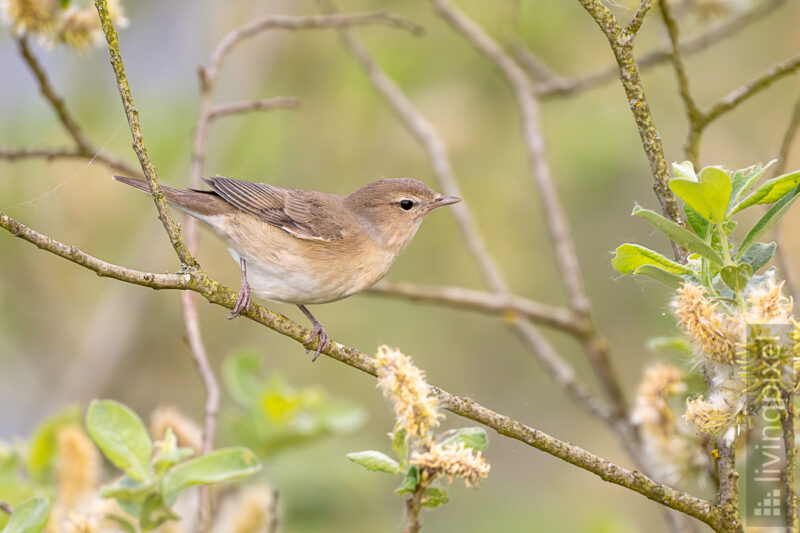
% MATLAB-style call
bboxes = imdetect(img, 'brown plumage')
[113,175,460,360]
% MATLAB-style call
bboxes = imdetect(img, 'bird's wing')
[202,177,344,241]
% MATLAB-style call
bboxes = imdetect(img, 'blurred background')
[1,0,800,531]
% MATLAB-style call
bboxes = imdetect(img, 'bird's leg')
[228,257,252,319]
[298,304,330,362]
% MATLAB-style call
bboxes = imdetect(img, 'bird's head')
[345,178,460,250]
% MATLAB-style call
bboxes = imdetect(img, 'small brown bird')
[114,175,460,360]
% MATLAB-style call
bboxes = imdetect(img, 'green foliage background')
[1,1,800,531]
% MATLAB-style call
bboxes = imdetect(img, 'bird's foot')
[228,281,252,319]
[303,322,330,362]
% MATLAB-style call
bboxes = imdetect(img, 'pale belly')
[195,213,398,305]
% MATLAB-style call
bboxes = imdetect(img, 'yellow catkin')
[410,441,490,488]
[631,363,685,438]
[0,0,58,35]
[674,283,741,363]
[56,425,100,508]
[684,393,740,438]
[375,345,442,442]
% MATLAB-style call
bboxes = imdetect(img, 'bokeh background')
[2,0,800,531]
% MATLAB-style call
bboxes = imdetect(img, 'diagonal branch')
[14,37,141,178]
[0,207,729,530]
[95,0,197,268]
[432,0,628,420]
[368,280,586,335]
[208,98,300,120]
[577,0,687,264]
[534,0,788,98]
[626,0,653,36]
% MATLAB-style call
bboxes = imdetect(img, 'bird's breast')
[210,213,400,304]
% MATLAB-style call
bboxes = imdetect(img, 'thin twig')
[626,0,653,36]
[577,0,687,263]
[772,92,800,305]
[432,0,628,418]
[704,52,800,123]
[14,37,142,178]
[208,98,300,120]
[0,208,733,530]
[534,0,788,98]
[782,392,798,531]
[659,0,702,123]
[368,280,585,335]
[95,0,197,268]
[204,12,425,84]
[0,502,11,515]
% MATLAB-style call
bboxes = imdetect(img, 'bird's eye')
[399,199,415,211]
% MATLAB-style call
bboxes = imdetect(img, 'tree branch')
[0,502,12,515]
[782,393,798,531]
[14,37,142,178]
[534,0,788,98]
[432,0,628,419]
[95,0,197,268]
[208,98,300,120]
[367,280,585,335]
[626,0,653,36]
[577,0,687,263]
[0,208,730,530]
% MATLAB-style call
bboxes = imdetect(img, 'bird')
[113,175,461,361]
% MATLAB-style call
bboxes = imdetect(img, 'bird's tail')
[112,176,236,217]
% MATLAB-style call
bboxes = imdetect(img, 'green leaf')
[222,351,263,407]
[396,466,420,495]
[668,166,731,224]
[346,451,402,474]
[611,244,694,276]
[139,493,178,530]
[632,207,724,265]
[736,185,800,260]
[672,161,697,180]
[392,428,408,468]
[646,336,692,355]
[162,447,261,497]
[720,263,753,292]
[439,428,488,451]
[740,242,776,272]
[683,204,709,239]
[85,400,152,482]
[421,487,450,508]
[99,475,155,500]
[26,407,80,478]
[633,265,689,288]
[730,170,800,214]
[1,498,49,533]
[730,160,776,205]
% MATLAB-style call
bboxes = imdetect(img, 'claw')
[298,304,330,362]
[228,257,252,319]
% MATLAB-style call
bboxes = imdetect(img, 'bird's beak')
[432,195,461,208]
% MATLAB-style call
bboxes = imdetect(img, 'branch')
[0,502,11,515]
[368,280,585,335]
[432,0,628,418]
[534,0,788,98]
[0,209,730,530]
[95,0,197,268]
[772,92,800,304]
[0,212,187,290]
[715,441,742,531]
[204,12,425,84]
[14,37,142,178]
[577,0,687,263]
[626,0,653,36]
[208,98,300,120]
[782,394,798,531]
[659,0,702,122]
[704,51,800,123]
